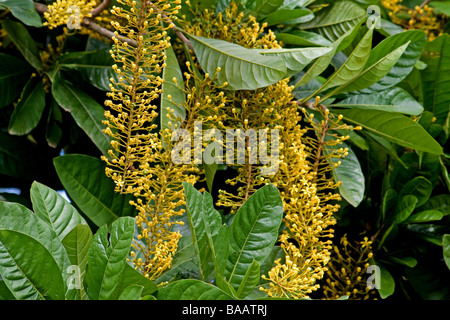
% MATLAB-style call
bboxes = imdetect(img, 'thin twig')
[90,0,112,18]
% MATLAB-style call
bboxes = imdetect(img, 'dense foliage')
[0,0,449,300]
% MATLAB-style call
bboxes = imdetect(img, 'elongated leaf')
[0,230,65,300]
[52,72,111,156]
[299,1,366,42]
[358,30,427,94]
[86,216,135,300]
[404,210,444,224]
[374,260,395,299]
[418,195,450,216]
[0,202,73,299]
[319,26,374,93]
[257,46,333,77]
[275,30,332,47]
[115,264,157,298]
[444,235,450,270]
[8,77,46,136]
[161,45,186,131]
[225,184,283,291]
[62,224,93,300]
[53,154,137,227]
[0,280,15,300]
[57,50,118,92]
[263,9,311,26]
[157,279,234,300]
[399,176,433,207]
[327,142,364,207]
[325,42,409,97]
[118,285,143,300]
[1,19,43,70]
[188,34,287,90]
[337,109,443,155]
[245,0,284,19]
[0,0,42,27]
[183,182,228,281]
[421,34,450,125]
[0,53,32,108]
[236,259,260,299]
[391,195,417,224]
[31,181,87,241]
[331,87,424,116]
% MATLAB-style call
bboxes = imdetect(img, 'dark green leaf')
[263,9,311,26]
[0,53,32,108]
[53,154,137,227]
[404,210,444,224]
[418,194,450,216]
[0,0,42,27]
[399,176,433,207]
[236,259,260,299]
[8,77,46,135]
[118,285,143,300]
[444,234,450,270]
[157,279,234,300]
[275,30,333,47]
[115,264,157,298]
[374,260,395,299]
[2,19,43,70]
[245,0,284,19]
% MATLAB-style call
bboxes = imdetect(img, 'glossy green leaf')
[324,42,409,98]
[391,195,417,224]
[421,34,450,125]
[262,9,311,26]
[161,45,186,131]
[115,264,157,298]
[118,285,143,300]
[0,280,15,300]
[299,1,366,42]
[429,1,450,15]
[0,230,65,300]
[399,176,433,207]
[358,30,427,94]
[327,142,364,207]
[62,224,93,300]
[337,109,443,155]
[404,210,444,224]
[0,0,42,27]
[418,194,450,216]
[275,30,333,47]
[188,34,287,90]
[30,181,87,241]
[0,202,73,299]
[236,259,260,299]
[51,72,111,156]
[1,19,43,70]
[225,184,283,291]
[0,53,32,108]
[245,0,284,19]
[444,234,450,270]
[331,87,424,116]
[157,279,234,300]
[8,77,46,136]
[183,182,228,281]
[374,260,395,299]
[257,46,333,77]
[53,154,137,227]
[86,216,135,300]
[57,50,118,92]
[46,99,63,148]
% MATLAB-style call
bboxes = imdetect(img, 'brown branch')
[90,0,112,18]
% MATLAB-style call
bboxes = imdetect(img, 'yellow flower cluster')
[321,234,378,300]
[182,3,357,298]
[381,0,445,40]
[43,0,97,30]
[101,0,192,280]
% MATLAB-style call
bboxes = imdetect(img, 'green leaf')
[51,71,111,156]
[245,0,285,19]
[257,46,333,77]
[0,202,73,299]
[53,154,137,227]
[236,259,260,299]
[443,234,450,270]
[62,224,93,300]
[0,230,65,300]
[225,184,283,291]
[161,45,186,131]
[0,0,42,27]
[8,77,46,135]
[323,42,409,98]
[337,109,443,155]
[157,279,234,300]
[1,19,43,70]
[358,30,427,94]
[86,216,135,300]
[183,182,228,281]
[274,30,333,47]
[418,194,450,216]
[327,142,364,207]
[118,285,144,300]
[57,50,118,92]
[330,87,424,116]
[299,1,366,42]
[390,195,417,224]
[0,280,15,300]
[399,176,433,207]
[421,34,450,125]
[188,34,287,90]
[0,132,38,179]
[30,181,87,241]
[262,9,311,26]
[46,99,63,148]
[429,1,450,15]
[0,53,32,108]
[374,260,395,299]
[115,264,157,298]
[404,210,444,224]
